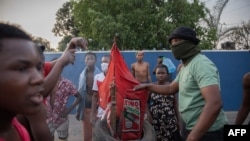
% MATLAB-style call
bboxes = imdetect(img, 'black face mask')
[170,40,200,64]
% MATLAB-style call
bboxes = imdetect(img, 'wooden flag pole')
[110,35,117,137]
[110,78,116,137]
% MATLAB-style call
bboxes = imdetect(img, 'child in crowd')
[131,51,152,83]
[76,52,101,141]
[45,76,81,141]
[147,64,180,141]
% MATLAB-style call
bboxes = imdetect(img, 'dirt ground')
[54,111,250,141]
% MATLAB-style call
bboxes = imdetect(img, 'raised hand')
[66,37,88,51]
[58,49,76,66]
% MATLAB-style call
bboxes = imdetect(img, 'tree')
[220,21,250,50]
[202,0,250,50]
[52,1,79,36]
[52,1,79,51]
[57,35,73,51]
[72,0,208,50]
[166,0,213,50]
[201,0,229,49]
[33,36,56,52]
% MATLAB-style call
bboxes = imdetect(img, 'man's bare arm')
[146,63,152,82]
[134,81,179,95]
[187,85,222,141]
[42,37,88,98]
[62,92,82,117]
[42,50,75,98]
[235,72,250,124]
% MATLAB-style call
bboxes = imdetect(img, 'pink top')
[0,118,30,141]
[7,118,30,141]
[45,77,78,126]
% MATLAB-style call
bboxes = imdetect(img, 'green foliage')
[33,36,56,52]
[57,35,73,51]
[53,0,216,50]
[201,0,229,49]
[52,1,79,37]
[220,21,250,50]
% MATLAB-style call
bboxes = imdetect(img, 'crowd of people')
[0,22,249,141]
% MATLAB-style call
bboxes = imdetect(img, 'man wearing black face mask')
[134,26,228,141]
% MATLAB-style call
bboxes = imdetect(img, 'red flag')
[98,42,148,140]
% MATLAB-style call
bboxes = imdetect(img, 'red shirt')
[12,118,30,141]
[43,62,52,77]
[0,118,31,141]
[43,62,52,104]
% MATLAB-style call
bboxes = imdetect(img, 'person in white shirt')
[91,54,110,126]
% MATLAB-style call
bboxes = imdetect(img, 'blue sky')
[0,0,249,48]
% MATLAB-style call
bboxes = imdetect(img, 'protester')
[131,50,152,83]
[152,55,174,81]
[148,64,181,141]
[134,26,228,141]
[91,54,110,125]
[10,25,87,141]
[76,52,101,141]
[0,22,44,141]
[235,72,250,125]
[45,76,82,141]
[152,56,164,75]
[90,55,110,141]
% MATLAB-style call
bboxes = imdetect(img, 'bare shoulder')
[243,72,250,80]
[142,61,150,66]
[131,62,135,68]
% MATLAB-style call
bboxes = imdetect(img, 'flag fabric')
[98,42,148,140]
